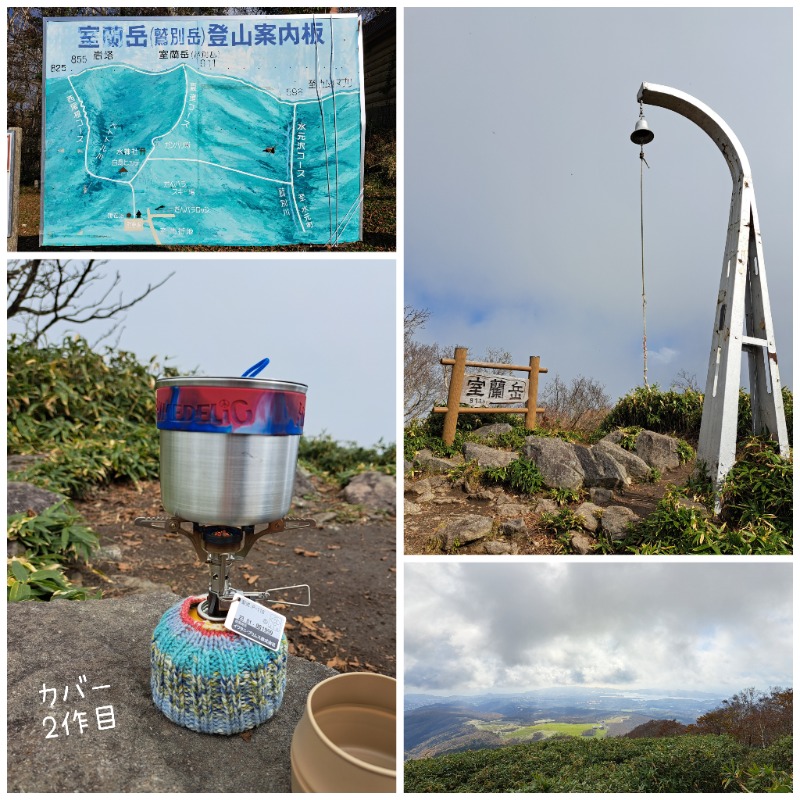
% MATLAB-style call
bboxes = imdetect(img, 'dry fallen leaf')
[327,655,348,670]
[294,547,320,557]
[117,563,133,572]
[240,730,252,742]
[327,544,341,550]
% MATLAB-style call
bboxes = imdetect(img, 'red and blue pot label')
[156,386,305,435]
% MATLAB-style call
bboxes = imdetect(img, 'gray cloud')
[404,563,792,695]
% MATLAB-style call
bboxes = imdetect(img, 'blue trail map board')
[42,15,364,246]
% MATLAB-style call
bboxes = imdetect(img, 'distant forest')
[625,687,792,749]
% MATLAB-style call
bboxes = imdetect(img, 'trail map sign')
[42,15,364,247]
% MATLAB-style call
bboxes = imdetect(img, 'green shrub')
[677,439,695,464]
[7,335,175,497]
[7,334,175,451]
[547,487,583,506]
[600,386,703,438]
[601,385,793,443]
[739,386,794,444]
[14,423,160,499]
[621,485,791,556]
[7,556,101,602]
[482,457,544,495]
[719,437,792,534]
[7,501,101,603]
[404,735,751,793]
[298,434,395,486]
[404,416,466,459]
[7,501,98,561]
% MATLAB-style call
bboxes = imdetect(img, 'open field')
[469,717,625,741]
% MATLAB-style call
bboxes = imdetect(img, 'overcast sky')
[405,7,792,402]
[404,561,792,696]
[8,257,397,447]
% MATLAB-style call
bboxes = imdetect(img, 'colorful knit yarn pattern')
[151,595,288,735]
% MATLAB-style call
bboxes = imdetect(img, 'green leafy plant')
[539,508,585,551]
[722,761,793,793]
[621,485,791,556]
[600,386,704,438]
[718,437,791,535]
[601,385,793,445]
[7,556,100,602]
[618,426,643,451]
[405,734,756,793]
[676,439,695,464]
[7,501,99,561]
[482,458,544,496]
[547,487,583,506]
[299,434,395,486]
[647,467,662,483]
[7,335,176,497]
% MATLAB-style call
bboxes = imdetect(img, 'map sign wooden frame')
[41,14,365,247]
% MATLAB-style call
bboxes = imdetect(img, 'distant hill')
[404,687,723,760]
[626,719,690,738]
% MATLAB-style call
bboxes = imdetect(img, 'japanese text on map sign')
[42,15,364,247]
[460,373,529,407]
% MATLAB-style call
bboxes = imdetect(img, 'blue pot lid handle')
[241,358,270,378]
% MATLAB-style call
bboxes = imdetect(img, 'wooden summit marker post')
[434,347,548,446]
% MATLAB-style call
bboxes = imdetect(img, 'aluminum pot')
[155,376,307,526]
[290,672,396,793]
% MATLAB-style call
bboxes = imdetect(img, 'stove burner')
[197,524,245,553]
[134,515,314,618]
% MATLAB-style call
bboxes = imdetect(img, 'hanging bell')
[630,112,654,146]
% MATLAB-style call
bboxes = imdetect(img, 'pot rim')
[156,376,308,393]
[304,672,396,778]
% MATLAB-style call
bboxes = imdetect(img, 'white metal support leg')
[637,83,788,495]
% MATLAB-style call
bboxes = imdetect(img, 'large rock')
[292,466,317,499]
[7,592,337,792]
[570,531,595,555]
[471,423,513,440]
[589,487,614,505]
[594,441,652,482]
[7,482,66,516]
[462,442,518,469]
[635,431,680,471]
[522,437,584,490]
[343,471,396,514]
[435,515,494,551]
[600,506,641,541]
[498,518,528,537]
[573,445,628,490]
[574,502,603,534]
[413,449,461,474]
[483,540,517,555]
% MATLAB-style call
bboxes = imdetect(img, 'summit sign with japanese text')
[460,373,529,407]
[42,15,364,246]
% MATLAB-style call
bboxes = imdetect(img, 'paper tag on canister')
[224,594,286,651]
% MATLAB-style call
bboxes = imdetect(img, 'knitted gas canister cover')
[151,596,288,735]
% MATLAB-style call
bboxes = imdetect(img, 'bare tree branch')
[7,259,173,345]
[404,306,447,422]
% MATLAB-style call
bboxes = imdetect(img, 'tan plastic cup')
[290,672,396,793]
